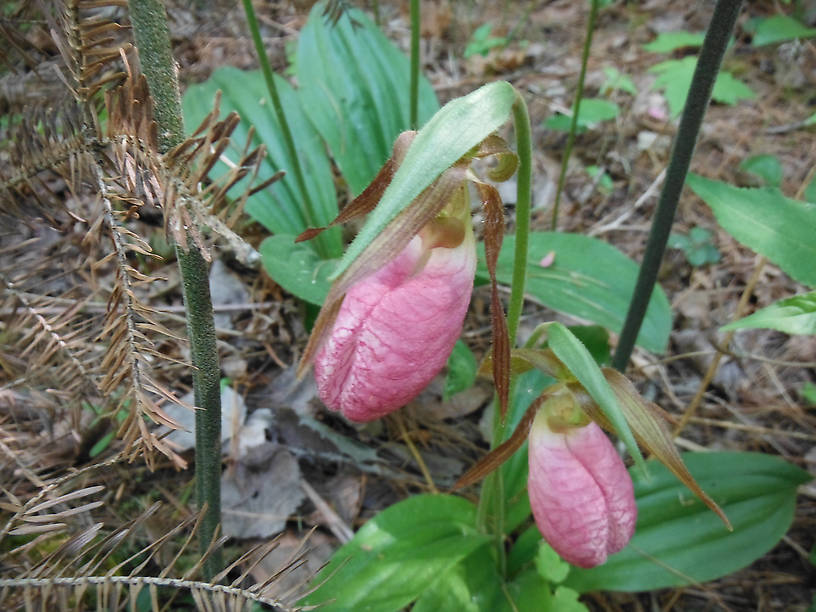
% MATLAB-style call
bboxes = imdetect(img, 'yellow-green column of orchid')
[476,92,532,575]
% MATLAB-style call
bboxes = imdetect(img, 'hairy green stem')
[550,0,599,230]
[409,0,420,130]
[476,91,533,577]
[128,0,223,578]
[241,0,336,257]
[612,0,743,371]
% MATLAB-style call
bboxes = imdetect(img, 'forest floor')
[3,0,816,610]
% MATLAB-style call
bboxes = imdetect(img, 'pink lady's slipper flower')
[313,195,476,422]
[527,407,637,568]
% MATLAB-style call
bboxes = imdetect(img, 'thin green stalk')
[128,0,223,579]
[241,0,334,257]
[475,91,533,578]
[409,0,420,130]
[550,0,599,231]
[612,0,743,372]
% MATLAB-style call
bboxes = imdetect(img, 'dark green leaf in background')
[477,232,672,354]
[687,174,816,287]
[566,452,811,592]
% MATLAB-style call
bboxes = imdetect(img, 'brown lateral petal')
[295,131,417,243]
[579,369,731,530]
[452,391,551,491]
[478,181,510,417]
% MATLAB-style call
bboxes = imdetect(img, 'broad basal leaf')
[566,452,811,592]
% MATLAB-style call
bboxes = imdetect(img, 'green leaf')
[802,382,816,406]
[546,323,644,470]
[259,235,337,305]
[301,495,490,611]
[332,81,517,282]
[566,452,812,592]
[477,232,672,354]
[544,99,620,132]
[601,67,637,96]
[444,340,478,400]
[722,291,816,335]
[465,23,508,58]
[89,431,115,458]
[586,165,613,192]
[535,541,571,584]
[747,15,816,47]
[296,2,439,197]
[649,57,755,118]
[687,174,816,287]
[181,67,342,256]
[412,544,504,612]
[643,31,705,53]
[739,154,783,187]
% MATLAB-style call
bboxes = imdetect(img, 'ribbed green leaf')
[566,452,811,592]
[477,232,671,354]
[687,174,816,287]
[297,2,439,196]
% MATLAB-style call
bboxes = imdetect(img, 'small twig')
[299,480,353,543]
[687,416,816,441]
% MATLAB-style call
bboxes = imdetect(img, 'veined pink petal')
[314,229,476,422]
[527,415,637,568]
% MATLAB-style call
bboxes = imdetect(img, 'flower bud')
[527,409,637,568]
[313,213,476,422]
